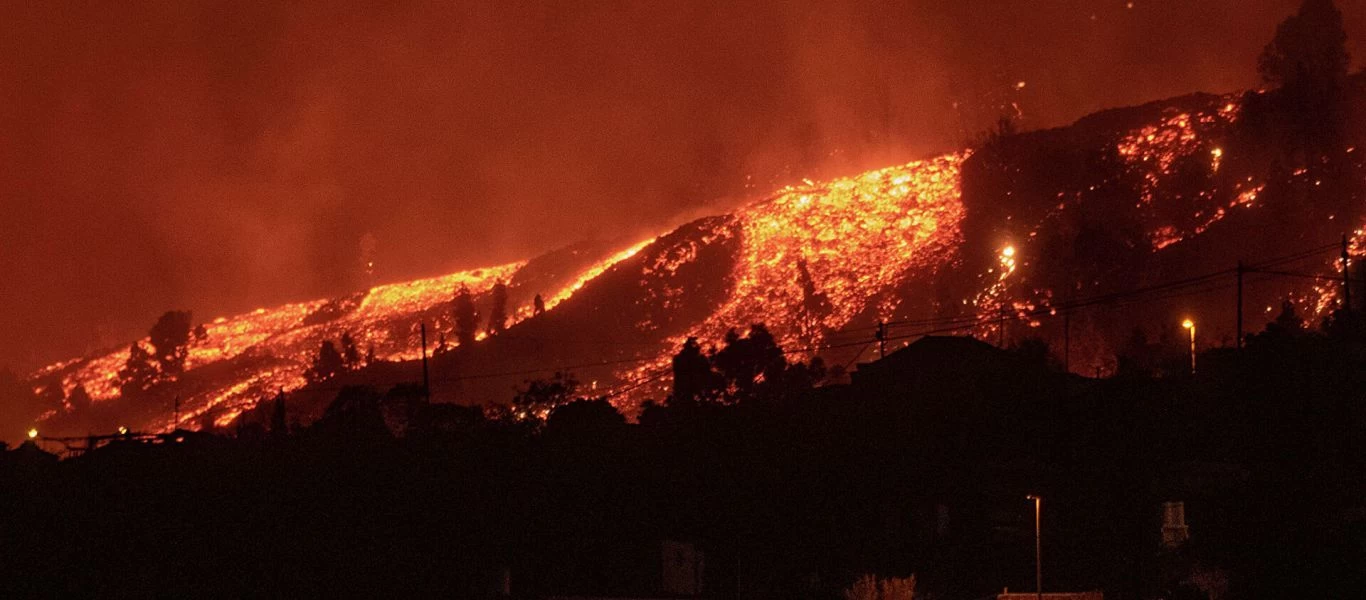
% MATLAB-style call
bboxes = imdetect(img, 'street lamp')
[1026,495,1042,600]
[1181,318,1196,374]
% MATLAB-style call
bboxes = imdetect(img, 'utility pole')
[1236,260,1244,349]
[876,320,887,359]
[1343,234,1353,317]
[1183,319,1197,375]
[1027,495,1043,600]
[420,322,431,401]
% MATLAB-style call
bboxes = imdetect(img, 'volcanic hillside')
[18,76,1366,439]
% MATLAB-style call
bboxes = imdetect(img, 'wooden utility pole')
[1236,260,1244,349]
[1029,495,1043,600]
[876,320,887,359]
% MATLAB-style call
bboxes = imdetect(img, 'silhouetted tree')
[149,310,194,376]
[308,341,345,383]
[512,371,579,420]
[1257,0,1352,158]
[66,384,92,413]
[365,345,377,366]
[270,390,288,438]
[118,342,159,397]
[1259,0,1350,93]
[671,337,718,405]
[533,293,546,316]
[339,331,362,370]
[796,258,832,326]
[487,280,509,336]
[669,325,824,405]
[712,324,786,400]
[1265,299,1306,339]
[974,113,1019,149]
[546,398,625,435]
[199,405,218,432]
[1321,305,1365,340]
[454,285,479,347]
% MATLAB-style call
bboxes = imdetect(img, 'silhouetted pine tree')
[118,342,159,397]
[270,391,288,438]
[308,341,345,383]
[66,384,92,413]
[454,285,479,347]
[1258,0,1352,159]
[339,331,362,370]
[1259,0,1349,92]
[149,310,194,376]
[487,280,509,336]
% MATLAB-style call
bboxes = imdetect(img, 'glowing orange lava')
[614,153,970,401]
[34,251,667,431]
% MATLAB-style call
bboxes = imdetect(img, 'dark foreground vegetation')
[3,307,1366,599]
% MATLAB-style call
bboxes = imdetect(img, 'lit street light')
[1026,495,1042,600]
[1182,318,1196,374]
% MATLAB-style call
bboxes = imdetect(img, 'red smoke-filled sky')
[1,0,1362,371]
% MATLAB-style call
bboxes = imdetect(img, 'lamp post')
[1027,495,1042,600]
[1181,318,1196,375]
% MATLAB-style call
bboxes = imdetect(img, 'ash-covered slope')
[20,78,1366,438]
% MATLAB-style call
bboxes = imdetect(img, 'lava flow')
[29,85,1366,431]
[613,153,971,399]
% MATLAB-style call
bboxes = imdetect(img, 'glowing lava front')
[615,153,970,400]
